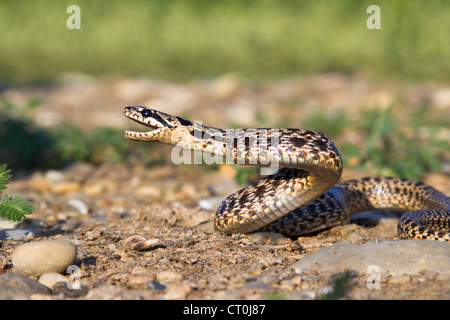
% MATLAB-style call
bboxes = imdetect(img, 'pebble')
[128,275,155,288]
[11,239,77,277]
[0,218,17,229]
[198,196,224,210]
[163,282,192,300]
[38,272,68,289]
[147,280,167,292]
[0,273,51,299]
[257,274,280,285]
[292,239,450,279]
[240,281,274,292]
[156,271,183,282]
[0,228,36,240]
[66,199,89,215]
[133,239,167,252]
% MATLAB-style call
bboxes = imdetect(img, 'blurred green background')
[1,0,450,84]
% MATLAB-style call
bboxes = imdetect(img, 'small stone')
[129,275,155,288]
[11,239,77,277]
[240,281,274,292]
[258,274,280,285]
[0,228,35,240]
[0,273,51,299]
[66,199,89,215]
[147,280,167,292]
[156,271,183,282]
[0,218,17,229]
[280,279,296,291]
[133,239,166,252]
[198,196,225,211]
[52,281,89,298]
[123,235,147,245]
[163,282,191,300]
[38,272,68,289]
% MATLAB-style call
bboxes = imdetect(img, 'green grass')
[1,0,450,84]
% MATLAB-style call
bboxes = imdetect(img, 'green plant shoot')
[0,164,34,221]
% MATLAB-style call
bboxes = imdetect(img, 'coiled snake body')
[124,106,450,242]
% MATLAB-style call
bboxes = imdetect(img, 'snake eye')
[141,109,152,117]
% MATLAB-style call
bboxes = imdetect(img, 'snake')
[123,106,450,242]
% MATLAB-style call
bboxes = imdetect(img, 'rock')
[291,239,450,279]
[0,218,17,229]
[163,282,191,300]
[0,273,51,299]
[257,274,280,285]
[198,196,224,210]
[66,199,89,215]
[128,275,155,288]
[38,272,68,289]
[147,280,167,292]
[11,239,77,277]
[0,228,36,240]
[240,281,274,292]
[133,239,166,252]
[156,271,183,282]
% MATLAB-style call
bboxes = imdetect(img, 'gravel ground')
[0,74,449,300]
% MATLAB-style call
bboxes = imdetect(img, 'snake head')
[123,106,192,144]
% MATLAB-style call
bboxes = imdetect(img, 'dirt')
[0,74,449,300]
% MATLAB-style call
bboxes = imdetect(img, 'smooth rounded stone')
[163,282,191,300]
[11,239,77,277]
[66,199,89,215]
[257,274,281,285]
[156,271,183,282]
[0,273,51,299]
[198,196,225,211]
[38,272,68,289]
[240,281,274,292]
[291,239,450,279]
[0,228,35,240]
[0,218,17,229]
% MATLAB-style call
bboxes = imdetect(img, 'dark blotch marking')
[176,116,192,127]
[290,137,308,148]
[314,139,328,151]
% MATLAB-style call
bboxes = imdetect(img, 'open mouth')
[123,108,161,141]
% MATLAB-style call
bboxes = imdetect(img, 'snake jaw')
[123,106,171,142]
